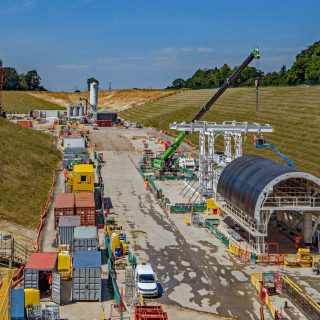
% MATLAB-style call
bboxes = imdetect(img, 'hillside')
[120,86,320,178]
[3,91,64,114]
[0,119,61,228]
[29,89,181,111]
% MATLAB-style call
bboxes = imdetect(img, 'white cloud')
[56,64,88,70]
[0,0,37,13]
[197,47,214,53]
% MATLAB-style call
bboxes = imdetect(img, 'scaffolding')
[170,121,274,202]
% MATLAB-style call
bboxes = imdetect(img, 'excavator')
[151,48,261,172]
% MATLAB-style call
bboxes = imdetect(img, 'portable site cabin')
[68,164,94,192]
[24,253,60,304]
[63,138,86,149]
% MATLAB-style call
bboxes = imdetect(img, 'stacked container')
[10,289,24,320]
[73,226,98,252]
[58,215,81,246]
[72,251,101,301]
[54,193,75,226]
[75,192,95,226]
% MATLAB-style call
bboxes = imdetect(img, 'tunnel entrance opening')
[217,155,320,253]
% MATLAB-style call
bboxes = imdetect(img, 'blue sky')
[0,0,319,91]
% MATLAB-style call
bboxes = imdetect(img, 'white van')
[135,264,158,297]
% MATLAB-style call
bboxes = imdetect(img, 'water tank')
[90,82,98,109]
[74,106,79,117]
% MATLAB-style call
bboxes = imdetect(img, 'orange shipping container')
[75,192,95,226]
[54,193,75,226]
[16,120,33,128]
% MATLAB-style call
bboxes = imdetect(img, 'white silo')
[90,82,98,110]
[67,106,72,118]
[74,105,79,117]
[67,106,74,117]
[79,105,84,117]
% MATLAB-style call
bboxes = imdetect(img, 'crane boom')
[154,48,260,168]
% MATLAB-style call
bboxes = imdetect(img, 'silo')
[90,82,98,110]
[67,106,73,118]
[74,105,79,117]
[79,105,84,117]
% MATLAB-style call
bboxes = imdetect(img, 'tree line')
[169,40,320,89]
[3,68,46,91]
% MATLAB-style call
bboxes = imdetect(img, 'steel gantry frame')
[170,121,320,254]
[170,120,274,201]
[171,121,276,253]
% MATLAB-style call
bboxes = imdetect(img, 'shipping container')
[73,226,98,252]
[96,120,113,127]
[16,120,33,128]
[69,165,95,193]
[75,192,95,225]
[63,138,86,149]
[24,253,60,303]
[11,289,24,320]
[54,193,75,226]
[64,147,88,154]
[24,289,40,307]
[96,111,118,122]
[94,187,102,209]
[58,216,81,246]
[72,251,101,301]
[45,110,61,117]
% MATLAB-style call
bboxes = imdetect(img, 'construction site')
[0,43,320,320]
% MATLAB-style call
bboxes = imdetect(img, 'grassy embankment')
[0,120,61,228]
[120,86,320,177]
[3,91,65,114]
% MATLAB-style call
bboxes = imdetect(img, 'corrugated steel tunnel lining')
[217,155,320,219]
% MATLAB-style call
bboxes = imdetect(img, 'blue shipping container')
[10,289,24,320]
[73,251,101,268]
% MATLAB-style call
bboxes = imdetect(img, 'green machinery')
[151,48,260,172]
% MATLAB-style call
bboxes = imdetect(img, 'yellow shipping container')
[24,289,40,307]
[68,164,94,192]
[58,253,71,271]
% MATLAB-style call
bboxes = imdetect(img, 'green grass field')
[3,91,64,113]
[0,119,61,228]
[120,86,320,178]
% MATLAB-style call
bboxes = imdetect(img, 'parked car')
[135,264,158,297]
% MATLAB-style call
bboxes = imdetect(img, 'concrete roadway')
[94,127,264,320]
